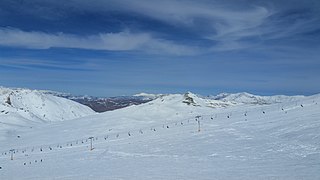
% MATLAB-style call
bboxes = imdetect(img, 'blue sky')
[0,0,320,96]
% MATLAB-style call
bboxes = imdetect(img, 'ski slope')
[0,92,319,179]
[0,87,95,141]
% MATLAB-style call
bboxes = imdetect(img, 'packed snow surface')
[0,91,319,179]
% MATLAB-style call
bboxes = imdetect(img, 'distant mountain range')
[1,86,307,113]
[41,91,156,112]
[210,92,305,105]
[62,91,305,112]
[0,86,314,142]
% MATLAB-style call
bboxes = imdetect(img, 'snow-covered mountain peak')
[182,92,199,106]
[212,92,305,105]
[143,92,234,109]
[0,87,95,133]
[133,92,162,100]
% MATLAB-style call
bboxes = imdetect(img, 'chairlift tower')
[9,149,15,160]
[88,137,94,151]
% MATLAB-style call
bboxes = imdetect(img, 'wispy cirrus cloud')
[0,28,200,55]
[0,57,95,71]
[62,0,273,51]
[1,0,319,53]
[1,0,320,96]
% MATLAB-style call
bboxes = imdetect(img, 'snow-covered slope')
[0,90,319,179]
[213,92,304,105]
[135,92,235,108]
[133,92,162,100]
[181,92,235,107]
[0,87,95,139]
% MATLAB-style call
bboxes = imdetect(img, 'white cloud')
[1,0,317,53]
[0,28,199,55]
[65,0,273,51]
